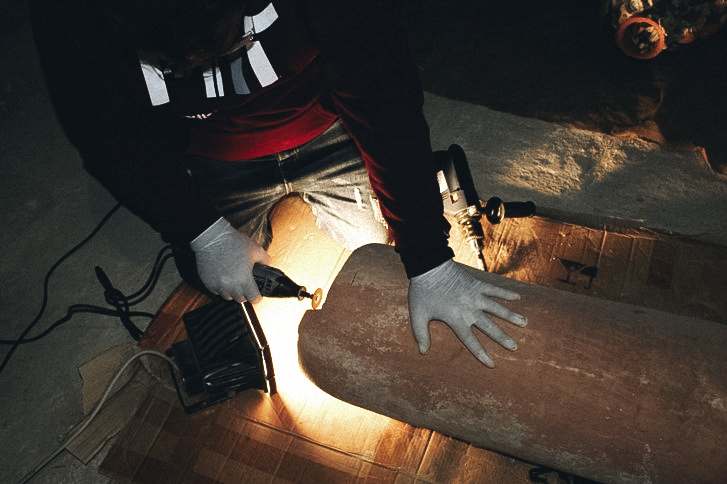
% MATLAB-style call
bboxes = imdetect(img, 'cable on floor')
[0,203,175,373]
[17,350,179,484]
[0,203,121,374]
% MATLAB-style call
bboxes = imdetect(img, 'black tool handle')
[252,264,305,299]
[435,144,481,214]
[484,197,536,224]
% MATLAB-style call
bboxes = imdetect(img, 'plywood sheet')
[298,243,727,484]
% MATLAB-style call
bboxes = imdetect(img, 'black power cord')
[93,243,174,340]
[0,203,175,375]
[0,246,174,347]
[529,466,602,484]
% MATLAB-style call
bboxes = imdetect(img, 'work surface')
[3,1,726,481]
[98,198,546,483]
[298,243,727,484]
[97,196,727,483]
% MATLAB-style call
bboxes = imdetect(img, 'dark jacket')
[30,0,453,277]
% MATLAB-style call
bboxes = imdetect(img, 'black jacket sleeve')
[29,0,221,246]
[302,0,454,277]
[31,0,453,276]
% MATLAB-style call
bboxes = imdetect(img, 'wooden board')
[298,243,727,484]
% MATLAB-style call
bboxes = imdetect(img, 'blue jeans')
[185,120,390,251]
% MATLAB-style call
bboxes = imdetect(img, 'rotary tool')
[435,144,536,271]
[252,263,323,309]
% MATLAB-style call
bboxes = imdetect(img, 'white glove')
[190,217,271,303]
[408,259,527,367]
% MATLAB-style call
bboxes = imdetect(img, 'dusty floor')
[425,93,727,246]
[2,0,727,482]
[404,0,727,174]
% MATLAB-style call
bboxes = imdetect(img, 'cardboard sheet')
[99,196,537,483]
[456,215,727,324]
[98,195,726,483]
[67,343,155,464]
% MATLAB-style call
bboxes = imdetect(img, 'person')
[29,0,527,367]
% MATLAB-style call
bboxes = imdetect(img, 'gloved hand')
[190,217,271,303]
[408,259,527,367]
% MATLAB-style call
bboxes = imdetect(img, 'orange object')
[678,29,696,44]
[678,20,724,44]
[616,16,667,59]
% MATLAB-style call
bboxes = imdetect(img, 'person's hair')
[99,0,247,66]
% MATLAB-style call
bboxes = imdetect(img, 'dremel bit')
[252,263,323,309]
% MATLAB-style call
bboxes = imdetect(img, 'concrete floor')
[1,2,181,482]
[2,1,726,483]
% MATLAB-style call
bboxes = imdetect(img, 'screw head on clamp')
[484,197,506,224]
